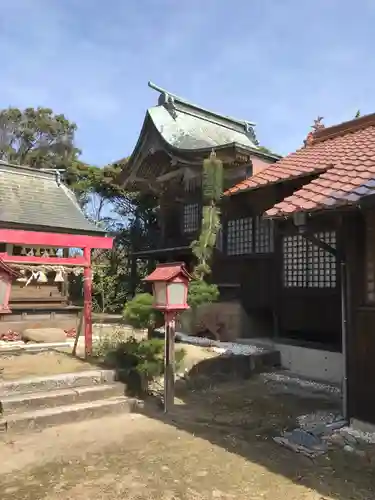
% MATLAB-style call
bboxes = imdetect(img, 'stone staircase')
[0,369,139,435]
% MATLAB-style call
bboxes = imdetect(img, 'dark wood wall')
[213,176,343,346]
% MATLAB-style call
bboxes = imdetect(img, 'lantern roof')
[0,257,21,278]
[144,262,191,282]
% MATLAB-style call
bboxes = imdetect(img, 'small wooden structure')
[0,163,113,354]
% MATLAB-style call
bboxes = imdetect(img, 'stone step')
[0,396,139,434]
[0,370,117,396]
[0,383,125,415]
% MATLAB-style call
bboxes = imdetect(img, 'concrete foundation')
[350,418,375,435]
[237,337,343,384]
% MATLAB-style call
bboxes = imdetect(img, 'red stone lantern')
[144,262,191,413]
[0,258,21,313]
[143,262,190,314]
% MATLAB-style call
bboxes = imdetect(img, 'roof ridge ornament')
[244,122,259,145]
[149,82,178,119]
[303,116,325,148]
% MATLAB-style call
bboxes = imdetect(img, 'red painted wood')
[83,247,93,357]
[0,254,90,267]
[0,229,113,249]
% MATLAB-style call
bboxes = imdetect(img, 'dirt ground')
[0,331,216,382]
[0,351,95,380]
[1,375,375,500]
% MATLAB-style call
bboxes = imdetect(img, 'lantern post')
[144,262,191,413]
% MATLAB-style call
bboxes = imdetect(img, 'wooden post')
[164,311,175,413]
[83,247,92,358]
[72,309,84,357]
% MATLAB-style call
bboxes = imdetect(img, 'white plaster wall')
[275,343,343,384]
[236,337,343,384]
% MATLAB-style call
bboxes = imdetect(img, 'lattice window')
[227,218,253,256]
[365,212,375,303]
[254,217,274,253]
[183,203,199,233]
[307,231,337,288]
[283,235,308,287]
[283,231,337,288]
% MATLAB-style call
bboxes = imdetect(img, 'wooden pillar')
[83,247,92,357]
[164,311,176,413]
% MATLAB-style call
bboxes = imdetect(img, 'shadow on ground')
[138,367,375,500]
[55,345,375,500]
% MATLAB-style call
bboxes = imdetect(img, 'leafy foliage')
[123,293,163,330]
[92,252,129,313]
[102,336,186,394]
[191,151,223,280]
[187,280,220,309]
[0,107,79,170]
[202,153,223,204]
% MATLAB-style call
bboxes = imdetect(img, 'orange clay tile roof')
[265,115,375,217]
[224,112,375,218]
[225,115,375,197]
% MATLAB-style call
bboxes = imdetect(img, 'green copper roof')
[147,81,260,152]
[148,105,259,151]
[120,83,281,185]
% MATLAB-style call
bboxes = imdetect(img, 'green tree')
[0,107,79,170]
[123,293,163,338]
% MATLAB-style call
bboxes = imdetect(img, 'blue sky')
[1,0,375,165]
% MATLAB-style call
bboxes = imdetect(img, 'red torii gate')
[0,228,113,356]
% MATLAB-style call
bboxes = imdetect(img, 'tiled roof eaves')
[264,170,375,218]
[224,163,330,196]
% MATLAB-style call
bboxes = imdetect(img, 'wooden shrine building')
[224,113,375,427]
[119,81,280,279]
[0,162,113,354]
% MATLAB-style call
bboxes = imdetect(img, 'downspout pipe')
[339,260,349,421]
[293,222,349,422]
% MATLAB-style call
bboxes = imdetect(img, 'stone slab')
[0,370,118,396]
[0,396,138,434]
[22,328,67,343]
[0,383,125,415]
